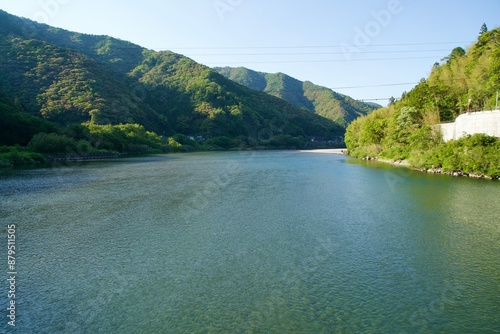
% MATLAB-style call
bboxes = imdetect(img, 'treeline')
[345,25,500,179]
[0,121,159,167]
[0,113,324,168]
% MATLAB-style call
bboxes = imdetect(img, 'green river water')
[1,151,499,333]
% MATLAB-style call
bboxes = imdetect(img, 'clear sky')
[1,0,499,103]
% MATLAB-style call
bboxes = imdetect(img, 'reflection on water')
[1,152,499,333]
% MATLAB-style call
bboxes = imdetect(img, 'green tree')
[480,23,488,36]
[442,47,466,65]
[28,133,79,153]
[388,96,396,106]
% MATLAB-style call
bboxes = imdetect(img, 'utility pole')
[496,91,499,110]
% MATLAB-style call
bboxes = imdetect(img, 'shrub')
[28,133,79,153]
[205,136,233,150]
[0,148,47,167]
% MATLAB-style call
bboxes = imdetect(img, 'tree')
[480,23,488,36]
[27,133,79,153]
[396,107,422,133]
[442,47,466,65]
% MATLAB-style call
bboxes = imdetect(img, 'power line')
[358,98,393,101]
[258,82,419,93]
[329,82,419,89]
[182,49,452,57]
[164,41,474,50]
[260,77,467,92]
[203,56,440,65]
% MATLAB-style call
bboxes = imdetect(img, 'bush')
[83,123,162,153]
[172,134,200,148]
[205,136,233,150]
[163,137,184,153]
[0,158,13,168]
[422,134,500,177]
[125,144,161,154]
[28,133,79,153]
[268,135,303,149]
[0,147,47,167]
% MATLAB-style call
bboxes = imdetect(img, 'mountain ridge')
[0,9,344,151]
[214,66,379,127]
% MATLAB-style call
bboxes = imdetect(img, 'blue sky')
[1,0,499,103]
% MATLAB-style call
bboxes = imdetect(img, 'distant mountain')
[364,102,384,109]
[214,67,379,127]
[0,9,344,148]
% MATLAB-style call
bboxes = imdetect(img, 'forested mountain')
[215,67,378,127]
[345,25,500,178]
[0,9,344,157]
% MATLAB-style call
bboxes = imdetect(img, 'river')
[1,151,499,333]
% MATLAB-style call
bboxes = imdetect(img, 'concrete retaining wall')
[438,110,500,142]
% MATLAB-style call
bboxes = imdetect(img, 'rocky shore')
[46,152,120,162]
[361,156,498,180]
[416,167,495,179]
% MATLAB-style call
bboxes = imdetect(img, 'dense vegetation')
[215,67,378,127]
[0,10,345,167]
[345,26,500,178]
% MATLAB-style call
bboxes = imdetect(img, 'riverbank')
[297,150,484,178]
[1,147,346,169]
[362,156,498,180]
[374,158,411,167]
[46,152,120,162]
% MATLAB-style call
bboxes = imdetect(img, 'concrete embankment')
[438,110,500,142]
[299,148,347,154]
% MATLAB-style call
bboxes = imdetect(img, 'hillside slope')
[345,26,500,178]
[215,67,378,127]
[0,9,343,147]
